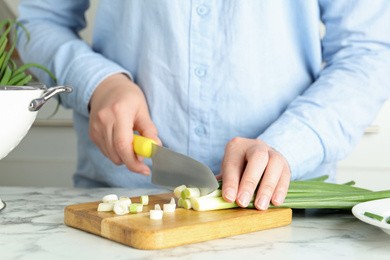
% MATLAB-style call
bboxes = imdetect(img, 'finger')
[89,118,111,160]
[254,150,284,210]
[215,173,222,180]
[236,145,269,208]
[271,164,291,206]
[114,118,150,175]
[95,110,122,165]
[93,132,110,160]
[135,112,161,146]
[136,154,145,162]
[105,123,123,165]
[220,138,246,203]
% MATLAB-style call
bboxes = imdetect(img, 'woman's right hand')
[88,73,161,175]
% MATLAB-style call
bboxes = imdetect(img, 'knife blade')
[133,134,219,195]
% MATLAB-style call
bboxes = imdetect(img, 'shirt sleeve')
[259,0,390,180]
[16,0,132,117]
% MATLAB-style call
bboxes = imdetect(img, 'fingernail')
[224,188,236,202]
[257,195,270,210]
[273,193,284,205]
[141,170,150,175]
[238,191,250,207]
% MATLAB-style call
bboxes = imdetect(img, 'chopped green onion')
[182,187,200,199]
[129,203,143,213]
[177,198,184,208]
[183,199,192,209]
[163,203,176,213]
[118,196,131,206]
[150,204,163,219]
[150,209,163,220]
[102,194,118,203]
[140,195,149,205]
[364,212,384,222]
[97,202,115,212]
[163,197,177,213]
[113,201,129,215]
[174,185,187,198]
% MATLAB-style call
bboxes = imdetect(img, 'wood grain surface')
[64,193,292,250]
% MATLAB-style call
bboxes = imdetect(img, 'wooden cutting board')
[64,193,292,250]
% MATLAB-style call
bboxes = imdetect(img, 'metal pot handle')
[29,85,73,111]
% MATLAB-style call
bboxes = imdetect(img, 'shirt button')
[195,126,206,136]
[194,67,207,78]
[197,5,209,16]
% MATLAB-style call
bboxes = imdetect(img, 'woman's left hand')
[216,137,291,210]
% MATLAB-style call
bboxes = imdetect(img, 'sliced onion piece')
[183,199,192,209]
[119,196,132,206]
[174,185,187,198]
[102,194,118,203]
[163,203,176,213]
[130,203,143,213]
[150,209,163,220]
[113,201,130,215]
[140,195,149,205]
[177,198,184,208]
[181,187,200,199]
[97,202,115,212]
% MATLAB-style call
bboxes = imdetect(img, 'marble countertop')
[1,186,389,260]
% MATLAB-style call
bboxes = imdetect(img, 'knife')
[133,134,219,195]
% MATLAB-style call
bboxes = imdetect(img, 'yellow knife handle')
[133,134,157,158]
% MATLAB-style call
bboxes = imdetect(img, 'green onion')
[183,199,192,209]
[364,211,384,221]
[174,185,187,198]
[102,194,118,203]
[0,65,12,85]
[202,189,222,198]
[163,198,176,213]
[140,195,149,205]
[177,198,185,208]
[0,19,56,86]
[305,175,330,182]
[7,71,26,85]
[181,187,200,199]
[179,175,390,211]
[191,197,240,211]
[97,202,115,212]
[129,203,143,213]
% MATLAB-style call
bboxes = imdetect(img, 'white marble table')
[1,186,389,260]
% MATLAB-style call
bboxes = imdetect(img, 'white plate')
[352,198,390,235]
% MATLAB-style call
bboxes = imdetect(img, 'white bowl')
[0,85,72,160]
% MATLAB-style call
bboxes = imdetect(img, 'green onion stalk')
[189,176,390,211]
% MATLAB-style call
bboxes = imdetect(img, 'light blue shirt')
[17,0,390,188]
